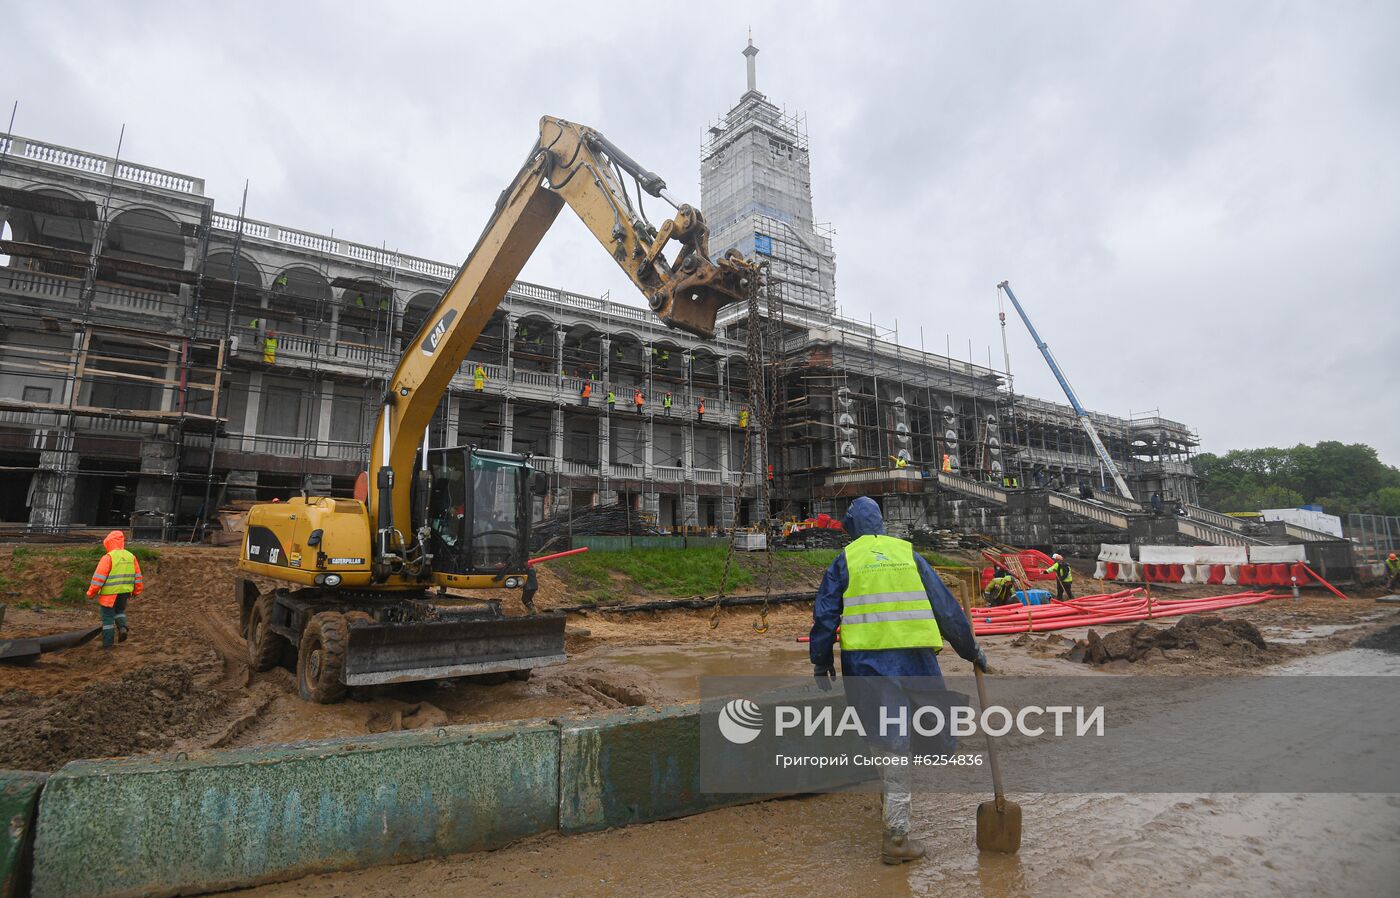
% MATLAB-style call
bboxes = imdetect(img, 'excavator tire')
[297,611,349,704]
[344,611,375,626]
[246,592,285,672]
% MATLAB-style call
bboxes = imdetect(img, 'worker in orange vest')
[86,530,144,648]
[633,388,645,414]
[697,398,705,422]
[580,381,592,406]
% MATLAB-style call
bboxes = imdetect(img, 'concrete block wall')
[22,699,865,898]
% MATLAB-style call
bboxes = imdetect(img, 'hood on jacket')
[842,496,886,537]
[103,530,126,552]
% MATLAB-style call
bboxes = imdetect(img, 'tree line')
[1193,442,1400,518]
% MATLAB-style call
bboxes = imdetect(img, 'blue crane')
[996,280,1134,499]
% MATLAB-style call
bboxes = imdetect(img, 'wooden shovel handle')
[974,665,1006,808]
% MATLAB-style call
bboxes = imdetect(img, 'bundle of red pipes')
[971,589,1282,636]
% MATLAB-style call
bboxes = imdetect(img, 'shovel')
[973,663,1021,852]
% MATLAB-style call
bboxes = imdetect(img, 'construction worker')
[262,330,278,365]
[809,496,987,864]
[352,293,366,308]
[663,391,672,416]
[941,454,952,473]
[473,364,487,392]
[86,530,143,648]
[982,568,1016,606]
[739,406,750,429]
[697,398,705,422]
[606,389,616,412]
[272,273,289,292]
[889,455,907,469]
[1386,552,1400,590]
[1047,553,1075,600]
[580,381,592,406]
[634,388,645,414]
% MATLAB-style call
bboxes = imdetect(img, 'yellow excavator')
[236,116,758,702]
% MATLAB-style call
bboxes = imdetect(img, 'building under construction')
[0,41,1203,546]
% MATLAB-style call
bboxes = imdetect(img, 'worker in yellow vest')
[473,364,487,392]
[739,406,749,429]
[809,496,987,864]
[85,530,144,648]
[1385,552,1399,590]
[1046,553,1074,600]
[982,568,1016,606]
[663,391,672,416]
[262,330,278,365]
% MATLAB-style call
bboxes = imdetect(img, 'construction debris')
[778,527,851,550]
[1064,614,1269,665]
[531,503,662,551]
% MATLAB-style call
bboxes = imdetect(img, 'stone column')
[242,371,263,452]
[159,345,180,413]
[681,493,699,530]
[27,446,77,531]
[303,473,332,494]
[720,495,738,530]
[600,335,611,386]
[555,326,566,378]
[316,380,335,456]
[134,438,178,525]
[328,305,341,347]
[500,399,514,453]
[643,415,654,473]
[551,407,565,461]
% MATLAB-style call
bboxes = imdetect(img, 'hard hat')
[1391,553,1398,560]
[1052,553,1063,561]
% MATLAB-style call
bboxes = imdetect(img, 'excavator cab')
[423,447,534,576]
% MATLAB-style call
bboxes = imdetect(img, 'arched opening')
[464,310,507,367]
[727,355,750,404]
[608,331,645,386]
[4,187,95,279]
[561,323,603,380]
[650,338,683,385]
[400,291,441,342]
[198,251,263,328]
[512,313,556,372]
[336,277,395,349]
[0,220,11,267]
[267,266,334,340]
[102,207,185,293]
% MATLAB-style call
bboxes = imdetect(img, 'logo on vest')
[717,698,764,744]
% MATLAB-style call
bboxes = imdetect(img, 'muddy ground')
[1,544,1393,773]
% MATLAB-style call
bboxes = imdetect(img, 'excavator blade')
[342,612,566,686]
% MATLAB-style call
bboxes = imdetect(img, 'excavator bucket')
[341,612,567,686]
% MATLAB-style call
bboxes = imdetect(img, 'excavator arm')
[370,116,758,578]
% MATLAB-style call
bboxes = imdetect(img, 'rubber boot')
[881,831,926,865]
[118,626,129,643]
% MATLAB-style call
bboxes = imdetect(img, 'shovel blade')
[976,799,1022,853]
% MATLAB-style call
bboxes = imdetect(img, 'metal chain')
[709,266,763,629]
[753,261,784,633]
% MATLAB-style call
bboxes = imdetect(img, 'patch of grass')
[551,546,755,599]
[39,545,161,606]
[918,551,968,568]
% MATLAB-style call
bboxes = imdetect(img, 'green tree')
[1194,442,1400,516]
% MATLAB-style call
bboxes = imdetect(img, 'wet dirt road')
[231,643,1400,898]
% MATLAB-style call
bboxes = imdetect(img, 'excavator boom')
[371,116,757,576]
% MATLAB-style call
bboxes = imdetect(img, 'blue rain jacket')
[809,497,979,677]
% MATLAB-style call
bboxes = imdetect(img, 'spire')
[743,31,759,94]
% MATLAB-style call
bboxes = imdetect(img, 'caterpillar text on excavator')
[236,116,759,702]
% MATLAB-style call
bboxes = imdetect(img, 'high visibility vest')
[1387,557,1400,574]
[96,549,138,596]
[839,535,942,652]
[697,401,705,414]
[581,383,592,398]
[663,394,672,408]
[607,391,616,404]
[739,410,749,428]
[634,391,644,405]
[1048,561,1074,583]
[262,337,277,364]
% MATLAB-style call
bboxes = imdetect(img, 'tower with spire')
[701,35,836,321]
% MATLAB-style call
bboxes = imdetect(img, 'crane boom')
[996,280,1134,499]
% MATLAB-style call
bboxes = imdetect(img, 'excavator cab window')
[423,446,530,575]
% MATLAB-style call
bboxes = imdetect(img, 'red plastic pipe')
[528,546,590,566]
[1301,563,1348,599]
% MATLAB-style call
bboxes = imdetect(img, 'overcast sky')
[6,1,1397,462]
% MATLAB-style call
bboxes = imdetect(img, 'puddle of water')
[581,641,810,696]
[1260,623,1359,644]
